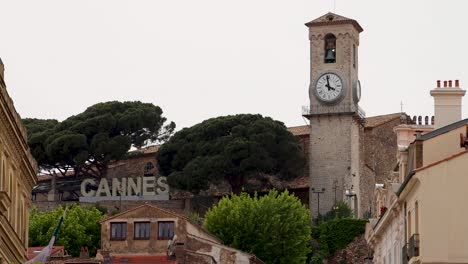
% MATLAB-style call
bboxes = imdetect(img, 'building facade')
[99,204,263,264]
[366,80,468,264]
[0,58,38,263]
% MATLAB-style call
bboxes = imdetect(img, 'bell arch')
[324,33,336,63]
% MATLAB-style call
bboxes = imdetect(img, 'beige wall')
[408,152,468,262]
[422,126,465,166]
[0,64,37,263]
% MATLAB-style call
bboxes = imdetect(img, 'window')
[353,44,356,68]
[110,222,127,240]
[407,211,412,241]
[134,222,150,240]
[324,34,336,63]
[158,221,174,240]
[415,201,419,234]
[144,162,155,176]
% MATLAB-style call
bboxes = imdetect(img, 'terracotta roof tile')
[288,125,309,136]
[364,113,403,128]
[128,145,160,155]
[28,246,64,260]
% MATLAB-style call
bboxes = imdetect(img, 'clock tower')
[304,13,365,219]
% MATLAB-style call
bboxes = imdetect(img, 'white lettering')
[81,178,96,197]
[112,178,127,196]
[96,178,111,197]
[142,176,156,196]
[157,177,169,194]
[127,177,142,196]
[79,176,169,202]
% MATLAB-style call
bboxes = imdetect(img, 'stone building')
[0,58,38,263]
[98,203,264,264]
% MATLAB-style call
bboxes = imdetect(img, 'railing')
[301,104,366,118]
[408,233,420,259]
[401,243,408,264]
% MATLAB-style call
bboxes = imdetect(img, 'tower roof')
[305,12,363,33]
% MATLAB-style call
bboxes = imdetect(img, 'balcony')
[408,233,420,259]
[402,243,408,264]
[301,104,366,119]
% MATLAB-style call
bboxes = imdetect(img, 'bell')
[325,49,335,63]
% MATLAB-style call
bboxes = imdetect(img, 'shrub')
[204,190,311,264]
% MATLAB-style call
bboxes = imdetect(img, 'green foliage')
[204,190,311,264]
[157,114,305,193]
[310,218,367,262]
[320,201,353,222]
[23,101,175,177]
[29,205,105,257]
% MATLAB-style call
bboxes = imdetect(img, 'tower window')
[144,162,155,176]
[353,44,356,68]
[324,34,336,63]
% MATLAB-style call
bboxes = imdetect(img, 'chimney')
[430,80,466,129]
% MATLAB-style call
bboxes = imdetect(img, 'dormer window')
[324,34,336,63]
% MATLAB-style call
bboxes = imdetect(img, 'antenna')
[400,101,404,112]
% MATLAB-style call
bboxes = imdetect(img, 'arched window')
[144,162,155,176]
[324,34,336,63]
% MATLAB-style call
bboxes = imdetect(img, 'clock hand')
[326,75,331,91]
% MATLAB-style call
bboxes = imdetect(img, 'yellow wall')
[407,151,468,262]
[422,126,466,166]
[0,65,37,264]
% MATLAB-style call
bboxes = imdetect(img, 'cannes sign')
[79,176,169,202]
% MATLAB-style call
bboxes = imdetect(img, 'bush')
[29,205,105,257]
[204,190,311,264]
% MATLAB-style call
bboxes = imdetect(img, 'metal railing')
[301,104,366,118]
[408,233,420,259]
[401,243,408,264]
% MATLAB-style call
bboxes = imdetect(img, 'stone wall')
[327,234,372,264]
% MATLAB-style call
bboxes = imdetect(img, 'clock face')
[354,80,361,103]
[315,73,343,103]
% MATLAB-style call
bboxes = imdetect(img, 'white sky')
[1,0,467,130]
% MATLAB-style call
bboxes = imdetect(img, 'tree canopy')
[204,190,311,264]
[24,101,175,177]
[157,114,305,193]
[29,205,105,257]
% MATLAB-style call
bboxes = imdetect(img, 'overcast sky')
[1,0,467,130]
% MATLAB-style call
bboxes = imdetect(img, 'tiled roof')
[128,145,160,155]
[305,12,364,33]
[111,255,176,264]
[98,203,190,224]
[364,113,403,128]
[284,176,309,189]
[28,246,64,260]
[288,125,309,136]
